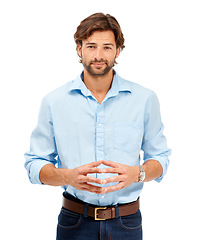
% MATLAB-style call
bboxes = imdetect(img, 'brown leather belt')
[63,196,139,221]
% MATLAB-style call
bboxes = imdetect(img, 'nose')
[95,47,103,61]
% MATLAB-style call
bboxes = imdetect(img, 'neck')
[83,69,114,96]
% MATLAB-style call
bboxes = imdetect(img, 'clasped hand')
[68,160,140,194]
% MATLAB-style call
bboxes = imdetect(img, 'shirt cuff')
[144,155,170,183]
[28,160,53,185]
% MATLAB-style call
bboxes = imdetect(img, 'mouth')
[91,62,106,67]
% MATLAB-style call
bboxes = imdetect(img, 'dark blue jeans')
[56,207,142,240]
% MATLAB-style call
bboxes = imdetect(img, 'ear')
[115,47,121,58]
[76,44,82,58]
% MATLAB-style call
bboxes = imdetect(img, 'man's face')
[77,30,120,76]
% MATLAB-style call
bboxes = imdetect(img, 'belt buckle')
[95,207,107,220]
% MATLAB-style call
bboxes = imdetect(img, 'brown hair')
[74,13,125,50]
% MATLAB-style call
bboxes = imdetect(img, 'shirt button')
[98,123,102,127]
[101,195,104,198]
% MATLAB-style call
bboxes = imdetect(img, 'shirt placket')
[96,103,105,161]
[95,103,107,204]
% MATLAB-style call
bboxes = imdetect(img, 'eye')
[87,45,95,49]
[104,46,112,50]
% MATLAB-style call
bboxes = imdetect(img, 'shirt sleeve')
[141,91,171,182]
[24,97,58,184]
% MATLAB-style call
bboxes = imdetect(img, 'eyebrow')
[86,43,115,46]
[104,43,115,46]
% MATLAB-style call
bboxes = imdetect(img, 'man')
[25,13,171,240]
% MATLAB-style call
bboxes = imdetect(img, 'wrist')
[133,166,141,182]
[58,168,72,186]
[134,165,146,183]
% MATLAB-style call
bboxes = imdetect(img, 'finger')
[103,175,125,184]
[81,183,104,194]
[80,167,102,175]
[83,160,103,168]
[78,175,104,185]
[80,161,103,174]
[101,160,119,168]
[102,167,122,174]
[103,182,125,194]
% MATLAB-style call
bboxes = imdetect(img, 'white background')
[0,0,198,239]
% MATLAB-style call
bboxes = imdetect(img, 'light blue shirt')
[24,71,171,206]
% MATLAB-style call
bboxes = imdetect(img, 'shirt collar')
[111,71,132,95]
[68,70,132,97]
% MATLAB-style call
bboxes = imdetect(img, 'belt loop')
[83,203,89,218]
[114,204,119,219]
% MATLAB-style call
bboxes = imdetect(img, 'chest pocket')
[113,122,143,153]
